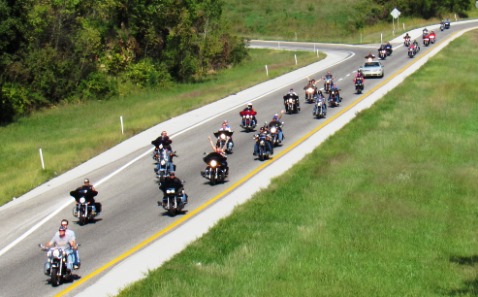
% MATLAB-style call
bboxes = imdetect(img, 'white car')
[360,61,384,78]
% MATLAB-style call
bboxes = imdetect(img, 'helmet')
[84,178,90,184]
[223,120,228,124]
[59,226,66,232]
[169,171,175,177]
[289,88,294,92]
[273,114,279,120]
[247,102,252,107]
[358,69,362,73]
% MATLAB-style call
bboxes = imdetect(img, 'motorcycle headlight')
[160,160,166,165]
[270,127,277,133]
[52,249,61,259]
[166,188,175,194]
[210,160,217,167]
[79,197,86,204]
[288,98,294,103]
[220,134,226,140]
[307,87,314,93]
[260,140,265,145]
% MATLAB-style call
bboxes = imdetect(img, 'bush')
[124,59,171,87]
[79,72,118,100]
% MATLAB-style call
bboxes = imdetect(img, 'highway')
[0,20,476,297]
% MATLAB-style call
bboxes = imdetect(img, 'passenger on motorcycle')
[253,126,274,156]
[42,226,78,274]
[159,172,188,204]
[71,178,99,215]
[59,219,80,270]
[239,102,257,127]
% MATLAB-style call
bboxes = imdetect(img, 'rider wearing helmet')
[42,225,78,274]
[354,69,365,83]
[239,102,257,127]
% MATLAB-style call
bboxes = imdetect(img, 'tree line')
[0,0,248,124]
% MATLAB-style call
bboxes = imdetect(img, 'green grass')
[116,30,478,297]
[0,49,322,206]
[223,0,478,43]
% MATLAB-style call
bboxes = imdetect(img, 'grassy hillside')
[116,30,478,297]
[223,0,478,43]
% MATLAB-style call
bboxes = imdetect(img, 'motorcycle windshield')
[203,152,225,164]
[213,130,233,138]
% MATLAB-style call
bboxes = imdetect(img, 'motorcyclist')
[152,131,173,152]
[313,91,327,116]
[385,41,393,55]
[364,52,375,62]
[239,102,257,127]
[354,69,365,84]
[328,83,341,104]
[70,178,99,215]
[151,131,175,167]
[207,136,229,176]
[283,88,300,112]
[422,28,429,37]
[159,171,188,204]
[216,120,234,152]
[253,126,273,156]
[412,40,420,53]
[41,225,78,275]
[59,219,80,270]
[267,111,285,143]
[303,79,317,100]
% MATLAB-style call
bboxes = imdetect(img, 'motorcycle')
[283,94,300,114]
[404,37,411,47]
[313,95,327,119]
[213,130,234,154]
[254,133,272,161]
[160,187,187,215]
[440,23,444,31]
[324,78,333,93]
[201,152,227,185]
[385,44,393,56]
[70,189,100,226]
[429,33,436,44]
[266,121,284,147]
[304,86,316,103]
[444,20,450,29]
[240,114,256,132]
[154,146,176,181]
[40,245,71,287]
[355,78,364,94]
[328,88,341,107]
[408,47,415,58]
[423,35,430,46]
[378,48,387,60]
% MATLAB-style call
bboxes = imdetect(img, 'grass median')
[0,49,322,206]
[116,30,478,297]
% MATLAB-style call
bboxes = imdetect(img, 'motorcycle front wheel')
[50,267,61,287]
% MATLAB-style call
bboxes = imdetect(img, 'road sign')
[390,8,401,19]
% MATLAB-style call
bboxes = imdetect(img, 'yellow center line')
[55,32,453,297]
